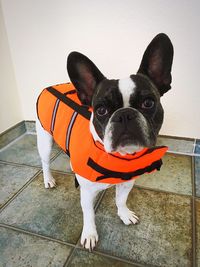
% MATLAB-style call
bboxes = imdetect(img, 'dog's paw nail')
[129,217,139,225]
[44,178,56,189]
[118,208,139,225]
[81,232,98,251]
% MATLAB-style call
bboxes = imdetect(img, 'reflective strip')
[66,111,78,151]
[51,99,60,133]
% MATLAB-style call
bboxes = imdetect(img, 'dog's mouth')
[105,132,145,155]
[116,144,144,155]
[103,116,156,155]
[116,133,134,146]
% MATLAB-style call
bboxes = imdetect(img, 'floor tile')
[195,157,200,197]
[135,153,192,195]
[95,187,192,267]
[157,136,194,154]
[0,226,72,267]
[196,199,200,266]
[0,134,60,166]
[0,172,83,244]
[0,163,39,208]
[67,249,136,267]
[51,152,72,173]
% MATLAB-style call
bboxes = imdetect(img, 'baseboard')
[0,121,26,150]
[25,121,36,133]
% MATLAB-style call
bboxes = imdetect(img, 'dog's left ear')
[67,52,105,105]
[137,33,174,96]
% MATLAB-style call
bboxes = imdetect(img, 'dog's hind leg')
[116,180,139,225]
[36,118,56,188]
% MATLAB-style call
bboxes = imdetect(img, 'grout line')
[50,149,63,163]
[0,160,42,170]
[191,156,197,267]
[0,223,76,248]
[50,169,73,176]
[63,246,77,267]
[134,184,192,198]
[0,169,42,213]
[158,134,195,142]
[0,132,27,153]
[167,150,200,157]
[193,139,197,155]
[73,245,147,267]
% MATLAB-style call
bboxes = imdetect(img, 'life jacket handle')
[87,157,163,182]
[46,86,91,120]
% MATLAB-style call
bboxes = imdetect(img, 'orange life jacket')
[37,83,168,185]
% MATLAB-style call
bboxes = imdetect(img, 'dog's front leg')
[116,180,139,225]
[80,186,99,251]
[76,174,110,251]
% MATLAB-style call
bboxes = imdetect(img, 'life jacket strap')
[87,157,163,181]
[46,86,91,120]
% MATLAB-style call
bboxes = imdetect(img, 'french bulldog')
[36,33,174,251]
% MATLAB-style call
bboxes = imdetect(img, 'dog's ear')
[137,33,174,96]
[67,52,105,105]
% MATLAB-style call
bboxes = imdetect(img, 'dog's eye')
[96,106,108,116]
[141,98,155,109]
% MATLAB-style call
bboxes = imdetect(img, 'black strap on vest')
[87,157,163,181]
[46,86,91,120]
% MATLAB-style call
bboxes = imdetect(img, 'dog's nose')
[112,109,136,125]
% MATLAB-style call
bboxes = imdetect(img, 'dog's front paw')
[118,207,139,225]
[81,229,98,251]
[44,176,56,189]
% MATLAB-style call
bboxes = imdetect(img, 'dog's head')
[67,33,173,155]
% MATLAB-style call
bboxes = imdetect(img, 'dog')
[36,33,174,251]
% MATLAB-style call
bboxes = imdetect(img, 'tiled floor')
[0,128,199,267]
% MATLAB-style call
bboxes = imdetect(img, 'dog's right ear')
[137,33,174,96]
[67,52,105,106]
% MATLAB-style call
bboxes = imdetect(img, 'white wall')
[1,0,200,138]
[0,2,23,133]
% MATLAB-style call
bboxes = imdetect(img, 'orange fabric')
[37,83,168,184]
